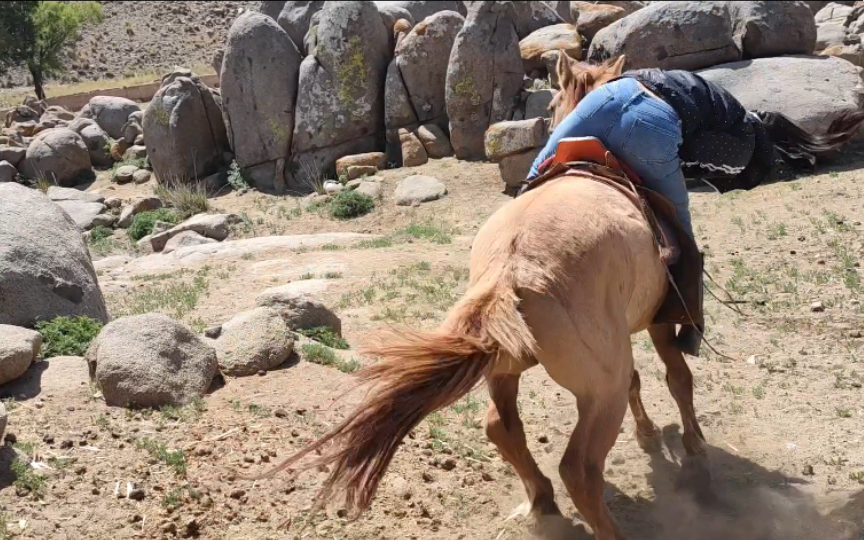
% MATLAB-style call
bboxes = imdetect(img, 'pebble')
[4,433,17,445]
[441,458,457,471]
[802,464,815,476]
[74,466,87,475]
[128,488,146,501]
[850,330,863,338]
[42,434,55,444]
[810,301,825,312]
[537,435,549,444]
[230,489,246,499]
[422,471,435,483]
[274,409,288,418]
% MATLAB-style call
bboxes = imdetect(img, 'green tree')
[0,2,38,73]
[0,1,102,100]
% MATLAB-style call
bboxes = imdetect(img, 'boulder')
[396,11,465,130]
[510,1,568,39]
[395,174,447,205]
[78,123,113,167]
[150,213,241,252]
[0,401,6,441]
[485,118,547,161]
[211,307,293,376]
[384,57,420,156]
[46,187,107,231]
[0,184,109,326]
[258,0,287,19]
[85,314,218,408]
[729,1,817,59]
[335,152,387,176]
[276,1,325,51]
[698,55,864,135]
[162,231,218,254]
[355,180,383,199]
[815,3,854,51]
[573,2,630,42]
[222,12,302,191]
[117,197,163,228]
[4,105,39,127]
[346,165,377,180]
[384,1,463,23]
[133,169,152,184]
[121,118,143,145]
[446,1,524,159]
[143,70,230,183]
[0,325,42,385]
[499,149,539,188]
[416,123,453,158]
[525,89,555,119]
[90,214,117,229]
[0,160,15,183]
[588,1,740,70]
[520,23,582,72]
[20,128,92,187]
[41,106,75,122]
[256,285,342,333]
[123,145,147,160]
[290,2,390,186]
[113,165,138,184]
[77,96,141,139]
[0,146,26,168]
[400,128,429,167]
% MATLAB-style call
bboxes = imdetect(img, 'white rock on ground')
[210,307,294,376]
[150,213,241,252]
[0,324,42,386]
[256,284,342,334]
[117,197,163,228]
[85,313,218,408]
[113,165,139,184]
[162,231,218,254]
[394,175,447,206]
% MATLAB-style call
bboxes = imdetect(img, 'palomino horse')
[252,55,864,539]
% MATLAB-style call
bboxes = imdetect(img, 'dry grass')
[0,64,216,108]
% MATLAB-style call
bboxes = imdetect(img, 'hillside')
[2,1,258,89]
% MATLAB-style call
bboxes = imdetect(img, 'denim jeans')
[528,77,693,239]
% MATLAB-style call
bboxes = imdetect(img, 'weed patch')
[35,316,103,358]
[127,208,180,241]
[298,327,349,350]
[135,438,187,475]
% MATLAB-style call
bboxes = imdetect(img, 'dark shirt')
[618,68,749,137]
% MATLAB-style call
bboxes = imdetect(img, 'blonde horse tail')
[247,265,534,518]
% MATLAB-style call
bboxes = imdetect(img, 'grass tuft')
[127,208,180,241]
[35,316,103,358]
[297,326,349,349]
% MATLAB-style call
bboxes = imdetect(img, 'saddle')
[516,137,703,329]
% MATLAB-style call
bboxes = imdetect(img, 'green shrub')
[329,190,374,220]
[152,180,209,219]
[227,161,250,191]
[127,208,180,241]
[297,326,349,350]
[89,226,113,242]
[35,316,103,358]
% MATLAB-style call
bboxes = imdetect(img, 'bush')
[89,226,113,242]
[152,179,209,219]
[35,316,103,358]
[127,208,180,241]
[329,190,374,220]
[227,161,250,191]
[297,326,349,350]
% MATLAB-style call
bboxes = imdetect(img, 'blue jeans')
[528,77,693,239]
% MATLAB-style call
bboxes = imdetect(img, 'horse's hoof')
[676,454,715,504]
[635,424,662,453]
[505,497,562,523]
[505,502,532,522]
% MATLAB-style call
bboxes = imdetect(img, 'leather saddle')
[516,137,702,327]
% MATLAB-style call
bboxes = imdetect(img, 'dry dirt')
[0,156,863,540]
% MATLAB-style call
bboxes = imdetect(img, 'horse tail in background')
[754,109,864,168]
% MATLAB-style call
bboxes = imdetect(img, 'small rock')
[810,301,825,312]
[335,152,386,177]
[204,325,222,339]
[415,124,453,159]
[803,464,815,476]
[60,440,73,449]
[230,489,246,499]
[113,165,138,184]
[183,518,200,537]
[422,471,435,483]
[537,435,549,444]
[441,458,457,471]
[162,230,218,254]
[0,325,42,385]
[4,432,16,445]
[394,175,447,206]
[104,197,122,209]
[355,180,382,199]
[346,165,377,180]
[132,169,152,185]
[274,409,288,418]
[399,128,428,167]
[323,180,344,195]
[850,330,862,338]
[42,434,54,444]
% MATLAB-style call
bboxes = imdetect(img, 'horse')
[250,55,864,540]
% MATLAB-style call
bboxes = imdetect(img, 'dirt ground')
[0,156,862,539]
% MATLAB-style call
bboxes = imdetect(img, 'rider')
[526,61,776,356]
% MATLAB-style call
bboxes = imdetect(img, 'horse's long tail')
[248,264,535,518]
[755,109,864,168]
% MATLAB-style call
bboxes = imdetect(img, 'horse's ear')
[610,55,626,76]
[556,50,575,88]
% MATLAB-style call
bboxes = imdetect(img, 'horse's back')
[472,175,666,332]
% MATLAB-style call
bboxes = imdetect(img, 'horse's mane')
[549,54,626,128]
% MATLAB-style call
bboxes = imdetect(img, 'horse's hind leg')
[628,369,661,452]
[485,374,560,518]
[557,354,631,540]
[648,324,711,497]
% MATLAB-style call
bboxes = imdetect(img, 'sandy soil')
[0,156,862,539]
